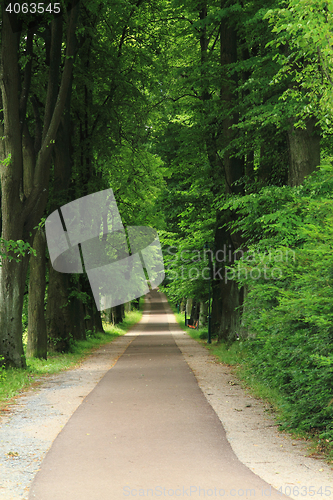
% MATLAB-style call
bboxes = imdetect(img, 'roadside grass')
[172,309,333,464]
[173,311,247,366]
[0,308,142,407]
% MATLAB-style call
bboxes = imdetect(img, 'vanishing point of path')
[29,291,289,500]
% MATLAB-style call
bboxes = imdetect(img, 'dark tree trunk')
[46,263,73,352]
[68,278,86,341]
[189,300,199,326]
[93,305,104,333]
[211,280,222,335]
[218,279,244,341]
[69,297,86,341]
[192,301,199,323]
[199,300,208,328]
[258,129,289,186]
[80,276,104,334]
[112,304,125,325]
[215,12,244,342]
[0,257,29,367]
[27,228,47,359]
[45,73,88,346]
[287,118,320,186]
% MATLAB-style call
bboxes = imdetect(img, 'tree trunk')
[258,130,289,187]
[189,300,199,326]
[112,304,124,325]
[93,305,104,333]
[80,276,104,334]
[0,257,28,368]
[0,5,79,367]
[199,300,208,328]
[68,278,86,341]
[69,296,86,341]
[46,263,73,352]
[215,11,244,342]
[287,118,320,186]
[186,298,193,318]
[27,228,47,359]
[211,280,222,335]
[218,279,244,341]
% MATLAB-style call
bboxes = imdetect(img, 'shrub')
[223,165,333,439]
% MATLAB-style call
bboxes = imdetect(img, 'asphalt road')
[29,290,289,500]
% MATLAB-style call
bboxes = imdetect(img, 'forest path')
[29,290,290,500]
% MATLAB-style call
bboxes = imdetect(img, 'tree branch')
[117,0,145,58]
[31,94,42,154]
[22,0,80,225]
[42,16,63,141]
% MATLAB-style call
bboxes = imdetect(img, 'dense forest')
[1,0,333,445]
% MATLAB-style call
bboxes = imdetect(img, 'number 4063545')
[5,3,61,14]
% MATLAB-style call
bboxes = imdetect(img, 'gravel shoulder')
[0,300,332,500]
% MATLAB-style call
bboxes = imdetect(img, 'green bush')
[223,165,333,439]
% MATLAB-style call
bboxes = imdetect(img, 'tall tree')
[0,2,79,367]
[27,228,47,358]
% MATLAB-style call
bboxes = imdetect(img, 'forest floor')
[0,293,332,499]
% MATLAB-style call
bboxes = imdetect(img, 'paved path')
[29,291,288,500]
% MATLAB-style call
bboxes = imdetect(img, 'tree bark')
[112,304,124,325]
[287,118,320,186]
[27,228,47,359]
[0,257,29,368]
[186,298,193,318]
[0,11,27,367]
[189,300,199,326]
[199,300,208,328]
[46,263,74,352]
[68,285,86,341]
[215,10,245,342]
[218,279,244,341]
[211,280,222,334]
[93,304,104,333]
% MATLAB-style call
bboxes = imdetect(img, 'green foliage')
[224,165,333,438]
[0,239,35,264]
[265,0,333,132]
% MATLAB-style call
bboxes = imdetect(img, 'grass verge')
[0,308,142,407]
[172,309,333,465]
